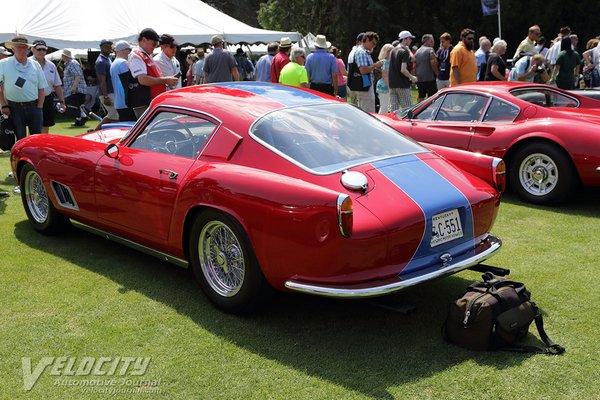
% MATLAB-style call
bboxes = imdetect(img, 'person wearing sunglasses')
[513,25,542,61]
[29,40,66,133]
[154,34,182,90]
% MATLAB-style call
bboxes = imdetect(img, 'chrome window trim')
[248,103,431,176]
[509,86,581,108]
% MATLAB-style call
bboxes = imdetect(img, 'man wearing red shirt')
[271,37,292,83]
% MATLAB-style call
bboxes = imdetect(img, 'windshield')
[250,103,426,174]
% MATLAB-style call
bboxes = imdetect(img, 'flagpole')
[497,0,502,39]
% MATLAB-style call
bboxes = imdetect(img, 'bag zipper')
[463,291,490,325]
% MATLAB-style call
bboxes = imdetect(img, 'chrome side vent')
[50,181,79,211]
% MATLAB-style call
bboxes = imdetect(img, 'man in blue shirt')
[305,35,338,96]
[110,40,136,122]
[95,39,118,129]
[255,42,278,82]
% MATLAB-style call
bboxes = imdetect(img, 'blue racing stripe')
[373,154,475,276]
[211,82,327,107]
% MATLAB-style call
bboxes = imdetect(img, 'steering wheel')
[146,118,194,155]
[436,109,451,120]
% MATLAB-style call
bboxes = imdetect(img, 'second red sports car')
[380,82,600,205]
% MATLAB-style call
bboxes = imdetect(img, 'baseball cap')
[138,28,160,42]
[114,40,131,52]
[398,30,415,40]
[159,34,179,47]
[99,39,113,47]
[32,40,48,50]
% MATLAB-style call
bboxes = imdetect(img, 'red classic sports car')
[379,82,600,205]
[11,82,504,313]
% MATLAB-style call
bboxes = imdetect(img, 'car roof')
[150,82,338,125]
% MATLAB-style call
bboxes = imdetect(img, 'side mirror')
[104,143,120,159]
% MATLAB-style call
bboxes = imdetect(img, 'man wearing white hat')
[305,34,338,96]
[271,37,292,83]
[389,30,418,111]
[110,40,136,122]
[0,35,46,139]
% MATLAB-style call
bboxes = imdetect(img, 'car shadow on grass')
[14,221,536,399]
[500,187,600,217]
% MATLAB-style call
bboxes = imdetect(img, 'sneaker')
[0,191,8,199]
[13,186,20,194]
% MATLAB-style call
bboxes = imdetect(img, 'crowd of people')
[1,24,599,198]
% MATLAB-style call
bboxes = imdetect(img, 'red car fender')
[424,143,506,192]
[169,162,350,287]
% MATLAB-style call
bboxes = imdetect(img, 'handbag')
[347,52,370,92]
[443,272,565,355]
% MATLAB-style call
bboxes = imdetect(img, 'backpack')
[347,52,370,92]
[443,272,565,355]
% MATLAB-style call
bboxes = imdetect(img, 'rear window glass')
[511,88,579,108]
[251,103,426,174]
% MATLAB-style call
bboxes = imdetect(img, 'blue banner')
[481,0,499,15]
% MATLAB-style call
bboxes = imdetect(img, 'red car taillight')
[337,194,353,237]
[492,158,506,192]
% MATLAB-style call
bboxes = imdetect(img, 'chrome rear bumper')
[285,234,501,298]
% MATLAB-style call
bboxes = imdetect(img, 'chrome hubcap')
[24,170,49,223]
[519,153,558,196]
[198,221,245,297]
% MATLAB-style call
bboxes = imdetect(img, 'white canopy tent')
[0,0,300,49]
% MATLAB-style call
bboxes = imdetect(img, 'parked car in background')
[379,82,600,205]
[11,82,504,313]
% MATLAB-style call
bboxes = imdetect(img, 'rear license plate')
[431,209,463,247]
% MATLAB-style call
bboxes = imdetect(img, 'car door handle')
[159,169,178,179]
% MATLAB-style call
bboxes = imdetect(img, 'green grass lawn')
[1,122,599,399]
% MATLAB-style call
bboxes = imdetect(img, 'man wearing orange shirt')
[450,29,477,86]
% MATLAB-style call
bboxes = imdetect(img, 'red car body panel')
[379,82,600,188]
[11,82,503,296]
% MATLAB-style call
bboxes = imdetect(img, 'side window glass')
[414,96,444,120]
[483,98,520,122]
[129,111,217,158]
[435,93,488,121]
[511,89,579,108]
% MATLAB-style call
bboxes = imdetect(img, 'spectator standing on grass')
[389,31,417,111]
[271,37,292,84]
[128,28,178,115]
[450,29,477,86]
[550,36,581,90]
[95,39,119,130]
[0,35,45,195]
[331,46,347,99]
[203,35,239,84]
[513,25,541,60]
[185,53,197,87]
[347,33,365,106]
[509,53,549,83]
[475,37,491,81]
[415,34,438,103]
[485,40,508,81]
[436,32,453,90]
[29,40,66,133]
[110,40,136,122]
[354,32,383,113]
[376,44,393,114]
[547,26,571,67]
[62,49,88,127]
[255,42,278,82]
[278,48,308,88]
[535,36,548,59]
[193,49,206,85]
[154,34,182,90]
[305,35,338,96]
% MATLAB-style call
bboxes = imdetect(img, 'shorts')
[65,93,86,118]
[117,108,137,122]
[101,93,119,120]
[42,94,56,127]
[417,80,438,99]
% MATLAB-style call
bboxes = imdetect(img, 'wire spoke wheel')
[198,221,245,297]
[24,169,49,223]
